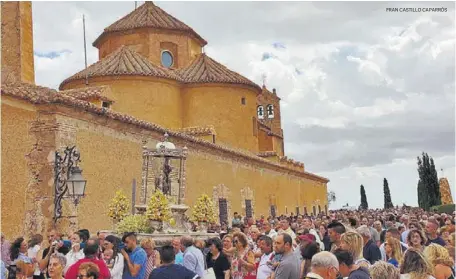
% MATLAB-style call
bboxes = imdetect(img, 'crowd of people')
[1,205,455,279]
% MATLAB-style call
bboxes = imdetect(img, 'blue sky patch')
[262,52,278,61]
[272,42,286,49]
[34,49,71,59]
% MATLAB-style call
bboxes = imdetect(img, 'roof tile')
[60,86,114,102]
[94,1,206,46]
[177,54,261,91]
[59,46,180,89]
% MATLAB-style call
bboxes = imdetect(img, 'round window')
[161,51,173,68]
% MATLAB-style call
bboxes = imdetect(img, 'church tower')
[1,1,35,84]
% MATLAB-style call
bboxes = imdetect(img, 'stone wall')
[1,99,328,237]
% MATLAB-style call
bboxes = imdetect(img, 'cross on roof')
[262,74,267,87]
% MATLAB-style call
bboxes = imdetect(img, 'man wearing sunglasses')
[304,251,340,279]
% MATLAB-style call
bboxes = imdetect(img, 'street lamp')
[53,146,87,224]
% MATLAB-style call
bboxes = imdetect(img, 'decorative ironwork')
[53,146,83,223]
[270,205,276,218]
[218,198,228,225]
[245,199,253,218]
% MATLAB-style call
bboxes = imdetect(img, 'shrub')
[115,214,152,234]
[431,204,455,214]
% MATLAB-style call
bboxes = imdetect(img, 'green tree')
[360,185,368,210]
[417,152,441,210]
[327,191,336,204]
[383,178,394,209]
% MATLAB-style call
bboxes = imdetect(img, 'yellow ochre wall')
[182,84,259,153]
[1,101,36,238]
[1,1,35,84]
[61,76,183,129]
[96,30,202,69]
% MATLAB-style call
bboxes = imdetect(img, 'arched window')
[161,50,174,68]
[257,105,264,119]
[266,104,274,118]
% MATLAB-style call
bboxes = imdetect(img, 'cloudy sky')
[32,1,455,209]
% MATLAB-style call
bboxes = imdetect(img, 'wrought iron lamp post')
[53,146,87,224]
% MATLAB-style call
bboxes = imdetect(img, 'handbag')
[202,267,216,279]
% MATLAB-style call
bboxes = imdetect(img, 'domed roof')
[59,46,181,89]
[177,54,261,91]
[93,1,207,47]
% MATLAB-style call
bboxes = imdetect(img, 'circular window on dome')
[161,50,174,68]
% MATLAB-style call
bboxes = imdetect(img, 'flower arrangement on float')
[191,194,217,231]
[116,214,152,234]
[146,190,172,231]
[107,190,130,224]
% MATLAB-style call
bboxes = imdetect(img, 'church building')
[1,1,329,238]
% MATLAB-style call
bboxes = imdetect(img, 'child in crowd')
[102,249,114,269]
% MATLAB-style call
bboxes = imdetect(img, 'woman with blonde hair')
[140,238,160,279]
[423,244,455,279]
[340,231,370,267]
[400,248,435,279]
[385,238,403,268]
[369,261,400,279]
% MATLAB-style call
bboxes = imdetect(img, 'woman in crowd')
[229,232,256,279]
[78,262,100,279]
[340,231,370,267]
[248,227,262,262]
[222,234,234,263]
[206,237,230,279]
[400,248,435,279]
[424,244,455,279]
[384,238,402,268]
[27,234,43,279]
[440,227,451,245]
[318,223,331,252]
[369,261,400,279]
[103,235,123,279]
[10,237,34,278]
[48,254,66,279]
[140,238,159,279]
[65,232,85,273]
[407,229,427,252]
[300,241,320,278]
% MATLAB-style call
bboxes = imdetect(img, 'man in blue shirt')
[121,232,147,279]
[150,245,199,279]
[172,238,184,265]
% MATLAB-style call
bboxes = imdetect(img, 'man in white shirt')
[278,219,296,246]
[262,222,278,240]
[302,217,324,251]
[257,235,275,279]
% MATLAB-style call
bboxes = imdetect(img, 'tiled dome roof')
[177,54,260,91]
[59,46,180,89]
[93,1,206,47]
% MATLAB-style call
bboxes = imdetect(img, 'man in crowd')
[360,217,380,246]
[333,249,370,279]
[232,212,242,228]
[327,222,346,252]
[263,221,278,240]
[257,235,275,279]
[149,245,199,279]
[304,251,340,279]
[372,220,384,244]
[181,236,205,278]
[1,233,11,267]
[39,228,70,278]
[273,233,300,279]
[278,219,297,246]
[357,225,381,264]
[425,219,446,246]
[65,237,110,279]
[302,217,324,250]
[121,232,147,279]
[172,237,184,265]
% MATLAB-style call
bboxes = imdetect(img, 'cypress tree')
[360,185,368,210]
[417,152,441,210]
[383,178,394,209]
